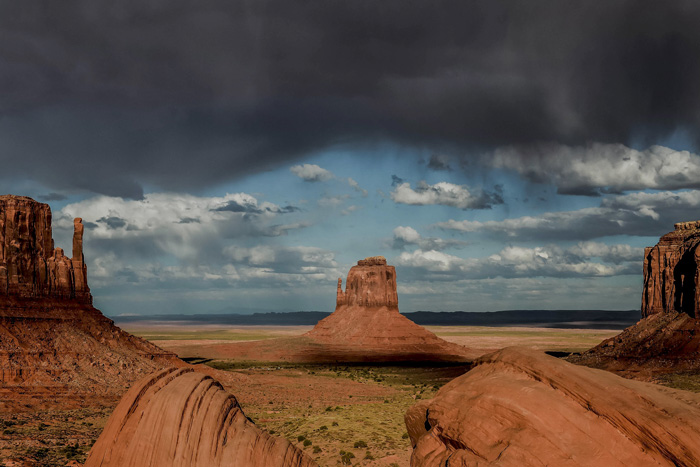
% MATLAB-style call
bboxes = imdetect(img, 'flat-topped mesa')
[642,221,700,318]
[0,195,91,303]
[336,256,398,308]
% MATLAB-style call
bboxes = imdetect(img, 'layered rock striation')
[642,221,700,318]
[0,195,179,406]
[406,347,700,466]
[85,367,316,467]
[304,256,470,361]
[0,195,90,302]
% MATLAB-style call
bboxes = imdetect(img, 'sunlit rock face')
[643,221,700,318]
[335,256,399,308]
[406,347,700,467]
[0,195,90,302]
[85,368,317,467]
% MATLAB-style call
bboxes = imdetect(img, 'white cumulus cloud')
[290,164,334,182]
[391,181,502,210]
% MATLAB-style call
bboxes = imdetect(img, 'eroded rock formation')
[85,367,316,467]
[303,256,471,361]
[0,195,179,407]
[0,195,90,302]
[642,221,700,318]
[406,347,700,466]
[336,256,398,308]
[573,222,700,374]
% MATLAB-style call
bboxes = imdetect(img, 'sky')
[3,1,700,316]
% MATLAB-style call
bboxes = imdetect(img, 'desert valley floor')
[0,324,641,466]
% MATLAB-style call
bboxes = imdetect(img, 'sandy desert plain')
[1,323,621,467]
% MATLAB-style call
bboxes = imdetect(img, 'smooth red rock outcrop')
[85,367,317,467]
[642,221,700,318]
[406,347,700,466]
[0,195,179,407]
[304,256,470,361]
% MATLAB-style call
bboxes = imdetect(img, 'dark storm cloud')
[97,216,127,229]
[3,1,700,196]
[427,155,452,172]
[213,200,299,214]
[391,175,405,187]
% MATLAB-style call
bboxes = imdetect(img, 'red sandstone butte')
[406,347,700,466]
[571,221,700,374]
[643,220,700,318]
[304,256,470,361]
[0,195,179,408]
[85,367,317,467]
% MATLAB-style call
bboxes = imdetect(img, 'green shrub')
[354,440,367,448]
[303,439,312,447]
[340,452,355,465]
[297,435,306,442]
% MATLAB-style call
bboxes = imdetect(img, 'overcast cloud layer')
[4,1,700,196]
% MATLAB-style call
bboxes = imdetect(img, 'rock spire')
[0,195,91,303]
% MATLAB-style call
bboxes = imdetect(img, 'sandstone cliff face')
[85,367,317,467]
[0,195,90,303]
[642,221,700,318]
[406,347,700,466]
[0,195,179,407]
[304,256,471,362]
[336,256,398,308]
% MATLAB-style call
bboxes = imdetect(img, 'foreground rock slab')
[85,367,317,467]
[406,347,700,466]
